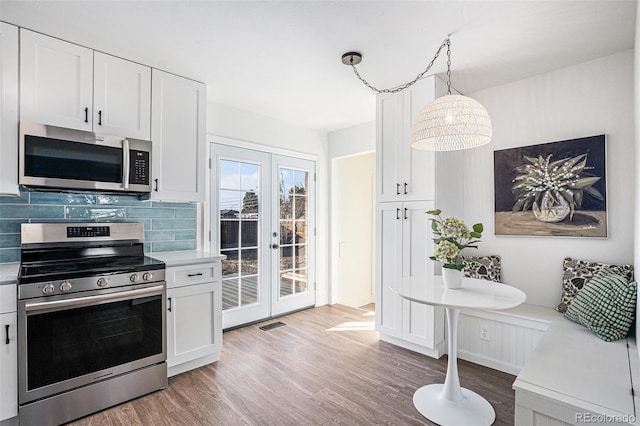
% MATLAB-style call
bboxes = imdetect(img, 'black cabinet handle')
[404,182,408,194]
[154,179,158,191]
[168,297,172,312]
[98,110,103,126]
[84,107,89,123]
[5,324,9,344]
[187,272,203,277]
[396,183,400,195]
[404,208,408,220]
[396,208,400,220]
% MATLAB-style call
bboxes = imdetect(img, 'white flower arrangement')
[427,209,483,271]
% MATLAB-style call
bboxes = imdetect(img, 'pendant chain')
[349,38,451,94]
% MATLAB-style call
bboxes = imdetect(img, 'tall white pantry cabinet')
[375,75,463,358]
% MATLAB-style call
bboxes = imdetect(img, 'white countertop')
[149,250,226,267]
[391,276,526,310]
[0,262,19,286]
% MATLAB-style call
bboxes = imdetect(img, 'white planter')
[442,267,464,290]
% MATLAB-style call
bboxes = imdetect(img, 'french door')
[212,144,316,329]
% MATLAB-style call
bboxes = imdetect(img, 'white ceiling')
[1,1,636,133]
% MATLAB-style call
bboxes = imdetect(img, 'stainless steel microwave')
[19,121,152,193]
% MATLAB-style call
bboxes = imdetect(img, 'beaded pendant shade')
[409,94,492,151]
[342,37,492,151]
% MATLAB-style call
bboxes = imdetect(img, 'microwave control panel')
[129,150,150,185]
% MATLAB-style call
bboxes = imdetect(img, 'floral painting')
[494,135,606,237]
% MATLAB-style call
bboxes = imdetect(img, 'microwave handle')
[122,138,130,190]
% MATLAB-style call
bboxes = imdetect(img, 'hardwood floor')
[70,304,516,425]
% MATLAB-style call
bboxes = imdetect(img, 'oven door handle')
[122,138,131,190]
[24,284,164,313]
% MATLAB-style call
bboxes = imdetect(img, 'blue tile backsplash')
[0,191,198,263]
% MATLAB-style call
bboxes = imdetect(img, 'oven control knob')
[97,278,108,288]
[130,274,139,283]
[59,281,72,293]
[42,283,55,295]
[142,272,152,281]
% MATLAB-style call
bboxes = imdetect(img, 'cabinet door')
[0,23,19,196]
[151,70,206,202]
[376,93,404,202]
[402,79,436,201]
[401,200,444,348]
[0,312,17,421]
[20,29,93,131]
[167,282,222,368]
[374,202,404,337]
[94,52,151,139]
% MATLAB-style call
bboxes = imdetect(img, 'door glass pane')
[220,160,240,189]
[222,279,239,310]
[241,249,258,275]
[279,167,310,298]
[240,163,259,191]
[280,221,293,245]
[220,221,239,249]
[240,276,258,305]
[220,159,262,311]
[241,221,258,247]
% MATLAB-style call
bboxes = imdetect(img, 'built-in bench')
[457,303,639,425]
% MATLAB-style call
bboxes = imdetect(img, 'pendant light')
[342,37,492,151]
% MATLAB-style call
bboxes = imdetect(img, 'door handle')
[404,182,408,194]
[396,183,400,195]
[168,297,172,312]
[4,324,8,344]
[187,273,203,277]
[271,243,280,249]
[154,178,159,192]
[84,107,89,123]
[98,110,103,126]
[396,208,400,220]
[404,208,408,220]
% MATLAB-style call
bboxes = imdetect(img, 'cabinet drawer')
[0,284,17,314]
[167,263,221,288]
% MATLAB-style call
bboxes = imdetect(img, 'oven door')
[18,282,166,404]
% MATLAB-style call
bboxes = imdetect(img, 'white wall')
[206,101,330,306]
[465,50,634,307]
[331,152,375,308]
[328,121,375,159]
[634,4,639,352]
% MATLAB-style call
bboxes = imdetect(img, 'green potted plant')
[511,153,603,223]
[427,209,483,289]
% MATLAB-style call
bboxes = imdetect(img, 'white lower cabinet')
[0,284,17,422]
[375,200,445,356]
[166,262,222,377]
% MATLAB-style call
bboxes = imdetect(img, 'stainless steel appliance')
[19,121,152,193]
[17,222,167,426]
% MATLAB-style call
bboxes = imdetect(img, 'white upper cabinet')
[151,69,206,202]
[93,52,151,140]
[20,29,93,131]
[0,23,20,196]
[20,29,151,139]
[376,76,442,202]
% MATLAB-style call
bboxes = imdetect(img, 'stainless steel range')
[17,222,167,426]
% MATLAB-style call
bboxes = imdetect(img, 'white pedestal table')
[391,276,526,426]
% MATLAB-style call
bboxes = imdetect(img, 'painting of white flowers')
[494,135,606,237]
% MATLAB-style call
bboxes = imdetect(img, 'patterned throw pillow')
[565,268,637,342]
[556,257,634,313]
[457,255,502,283]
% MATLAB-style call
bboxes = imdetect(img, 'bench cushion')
[565,268,637,341]
[556,257,634,313]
